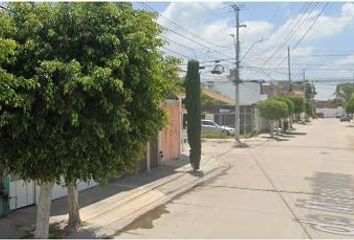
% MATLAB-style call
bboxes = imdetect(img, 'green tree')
[346,97,354,115]
[335,83,354,104]
[289,96,305,121]
[185,60,201,171]
[257,100,289,138]
[272,96,294,132]
[0,2,171,237]
[200,92,227,109]
[305,101,314,118]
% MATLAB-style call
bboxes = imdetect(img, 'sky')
[134,2,354,100]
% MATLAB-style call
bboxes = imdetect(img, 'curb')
[72,153,231,238]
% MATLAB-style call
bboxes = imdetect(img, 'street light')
[241,38,265,60]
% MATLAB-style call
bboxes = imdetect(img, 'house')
[0,97,183,216]
[204,80,268,105]
[160,95,183,162]
[201,81,269,134]
[315,100,344,118]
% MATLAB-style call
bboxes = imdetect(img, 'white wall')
[206,82,267,105]
[254,108,268,133]
[9,178,99,210]
[317,107,344,118]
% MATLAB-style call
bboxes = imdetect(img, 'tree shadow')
[233,142,250,148]
[277,134,295,138]
[285,131,307,135]
[188,170,204,177]
[260,135,290,141]
[274,137,290,141]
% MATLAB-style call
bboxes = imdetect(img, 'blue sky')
[134,2,354,100]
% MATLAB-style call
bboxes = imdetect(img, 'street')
[116,119,354,239]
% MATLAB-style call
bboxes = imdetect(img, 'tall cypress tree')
[185,60,201,171]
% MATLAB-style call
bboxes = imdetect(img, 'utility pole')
[311,79,316,117]
[288,46,292,92]
[303,68,306,96]
[302,69,307,120]
[231,4,246,142]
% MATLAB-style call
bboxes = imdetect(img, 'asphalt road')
[116,119,354,239]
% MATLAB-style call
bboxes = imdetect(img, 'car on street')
[340,116,351,122]
[201,119,235,136]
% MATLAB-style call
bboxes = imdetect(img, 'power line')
[161,25,233,59]
[140,2,229,51]
[161,36,198,59]
[262,2,316,66]
[161,47,194,60]
[293,2,330,48]
[269,3,330,71]
[0,4,15,13]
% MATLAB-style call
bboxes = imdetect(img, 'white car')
[201,119,235,136]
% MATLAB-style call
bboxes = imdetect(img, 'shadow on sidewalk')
[0,155,190,239]
[260,136,290,141]
[285,131,307,135]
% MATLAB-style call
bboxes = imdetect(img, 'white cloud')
[159,2,273,61]
[157,3,354,100]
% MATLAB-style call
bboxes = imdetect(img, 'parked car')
[316,112,324,118]
[340,116,351,122]
[201,119,235,136]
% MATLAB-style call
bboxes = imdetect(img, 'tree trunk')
[290,116,293,129]
[68,182,81,228]
[275,121,280,136]
[269,121,274,138]
[34,181,54,239]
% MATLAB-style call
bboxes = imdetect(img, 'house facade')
[201,80,269,134]
[202,104,268,134]
[0,98,183,216]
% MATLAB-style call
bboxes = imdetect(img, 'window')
[202,120,214,126]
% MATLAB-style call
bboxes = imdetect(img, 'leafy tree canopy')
[346,97,354,114]
[335,83,354,105]
[0,2,173,184]
[271,96,294,116]
[257,99,289,121]
[305,101,313,117]
[289,96,305,114]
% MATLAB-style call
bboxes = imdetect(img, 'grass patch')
[201,133,233,139]
[201,131,258,139]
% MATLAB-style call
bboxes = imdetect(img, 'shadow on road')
[295,172,354,237]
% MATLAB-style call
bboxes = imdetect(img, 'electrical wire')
[161,47,194,60]
[293,2,330,48]
[140,2,229,51]
[262,2,316,66]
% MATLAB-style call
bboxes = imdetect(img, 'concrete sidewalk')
[0,139,242,239]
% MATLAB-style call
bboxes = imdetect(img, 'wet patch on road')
[114,205,170,236]
[296,172,354,236]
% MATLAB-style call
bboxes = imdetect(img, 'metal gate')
[9,176,35,210]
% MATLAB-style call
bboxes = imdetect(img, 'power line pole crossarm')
[231,4,246,143]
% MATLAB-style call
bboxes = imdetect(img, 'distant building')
[200,80,269,134]
[315,100,344,118]
[203,80,268,105]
